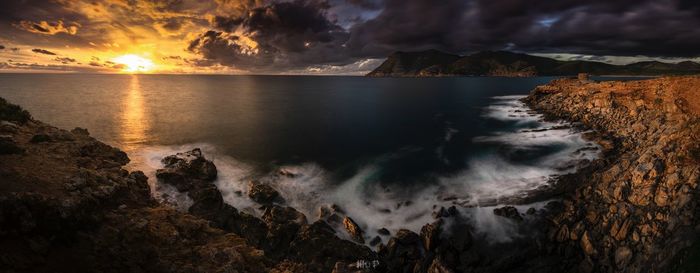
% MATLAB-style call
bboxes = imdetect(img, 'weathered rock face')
[156,148,217,191]
[493,206,524,222]
[525,76,700,273]
[343,216,365,243]
[248,180,282,204]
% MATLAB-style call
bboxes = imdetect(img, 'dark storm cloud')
[344,0,381,10]
[346,0,468,57]
[343,0,700,58]
[32,48,57,55]
[191,0,352,70]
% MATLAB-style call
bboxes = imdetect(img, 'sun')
[112,54,155,73]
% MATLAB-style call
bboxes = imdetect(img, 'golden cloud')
[15,20,79,35]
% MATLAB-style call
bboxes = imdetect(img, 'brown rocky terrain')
[525,75,700,273]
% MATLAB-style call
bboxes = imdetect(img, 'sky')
[1,0,700,75]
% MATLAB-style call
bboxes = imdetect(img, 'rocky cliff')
[366,50,700,77]
[525,76,700,273]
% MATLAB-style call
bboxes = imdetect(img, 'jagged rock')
[343,216,365,243]
[420,219,442,252]
[159,148,217,181]
[331,204,345,214]
[248,180,281,204]
[318,205,331,219]
[580,230,595,257]
[432,206,458,219]
[378,228,391,236]
[428,257,454,273]
[380,229,423,272]
[155,149,217,192]
[327,213,342,224]
[262,205,308,253]
[493,206,523,222]
[289,220,377,273]
[370,236,382,246]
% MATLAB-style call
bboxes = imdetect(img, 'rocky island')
[1,75,700,273]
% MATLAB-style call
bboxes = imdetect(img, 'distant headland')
[366,49,700,77]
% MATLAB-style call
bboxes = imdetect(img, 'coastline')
[524,75,700,272]
[1,75,699,272]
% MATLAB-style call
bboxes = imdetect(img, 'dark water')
[0,74,632,240]
[0,74,556,180]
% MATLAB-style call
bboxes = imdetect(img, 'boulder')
[248,181,281,204]
[428,257,455,273]
[370,236,382,247]
[380,229,423,272]
[420,220,442,252]
[580,231,596,257]
[378,228,391,236]
[493,206,523,222]
[289,220,377,273]
[159,148,217,181]
[343,216,365,243]
[156,148,217,192]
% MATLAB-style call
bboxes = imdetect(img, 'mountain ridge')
[366,50,700,77]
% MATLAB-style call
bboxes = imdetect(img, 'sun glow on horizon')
[112,54,155,73]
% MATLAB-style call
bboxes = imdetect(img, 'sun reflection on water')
[120,74,149,151]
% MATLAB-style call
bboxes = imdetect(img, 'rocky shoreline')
[524,76,700,273]
[1,75,699,273]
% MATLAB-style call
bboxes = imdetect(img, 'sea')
[0,74,635,242]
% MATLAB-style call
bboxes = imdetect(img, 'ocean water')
[0,74,618,242]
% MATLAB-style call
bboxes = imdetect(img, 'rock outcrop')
[154,148,377,272]
[525,76,700,273]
